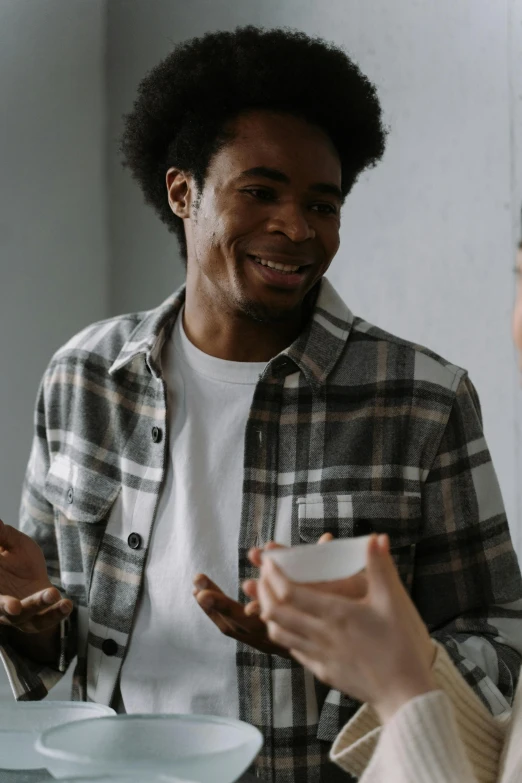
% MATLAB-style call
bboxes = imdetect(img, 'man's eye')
[312,203,338,215]
[243,188,275,201]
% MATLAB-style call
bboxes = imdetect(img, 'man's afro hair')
[121,25,387,259]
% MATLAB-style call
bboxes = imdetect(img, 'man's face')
[182,111,343,324]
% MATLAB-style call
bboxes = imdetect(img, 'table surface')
[0,771,258,782]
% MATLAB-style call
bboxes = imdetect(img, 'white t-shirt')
[118,308,268,716]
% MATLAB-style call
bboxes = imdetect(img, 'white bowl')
[0,700,114,770]
[262,535,371,582]
[35,713,263,782]
[34,776,190,783]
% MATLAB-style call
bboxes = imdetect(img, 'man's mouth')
[247,255,305,275]
[246,254,310,289]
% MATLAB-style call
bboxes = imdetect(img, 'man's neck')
[181,303,305,362]
[181,279,322,362]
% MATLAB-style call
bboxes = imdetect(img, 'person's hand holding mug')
[258,533,437,723]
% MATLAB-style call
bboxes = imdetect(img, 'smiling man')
[1,26,522,783]
[166,113,342,361]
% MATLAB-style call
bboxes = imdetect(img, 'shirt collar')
[282,276,354,393]
[108,288,186,378]
[108,276,354,390]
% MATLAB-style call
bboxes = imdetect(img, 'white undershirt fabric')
[118,307,268,716]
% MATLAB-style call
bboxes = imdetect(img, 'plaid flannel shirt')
[2,276,522,783]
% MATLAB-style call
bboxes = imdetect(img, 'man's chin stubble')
[239,297,304,324]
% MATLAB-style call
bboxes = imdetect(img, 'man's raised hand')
[193,533,368,655]
[0,519,72,635]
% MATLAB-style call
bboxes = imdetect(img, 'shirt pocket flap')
[44,453,121,524]
[297,491,422,550]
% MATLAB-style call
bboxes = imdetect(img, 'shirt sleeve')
[415,374,522,715]
[0,373,77,700]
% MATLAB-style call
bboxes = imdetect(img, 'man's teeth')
[253,256,301,273]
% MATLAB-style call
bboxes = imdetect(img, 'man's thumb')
[0,519,13,550]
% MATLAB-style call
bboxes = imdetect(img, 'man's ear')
[166,168,195,219]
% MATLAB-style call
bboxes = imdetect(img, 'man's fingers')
[194,585,293,658]
[21,587,62,609]
[1,587,60,619]
[196,589,265,634]
[193,574,226,595]
[0,595,22,617]
[200,605,241,637]
[197,599,264,642]
[27,600,73,631]
[0,588,64,628]
[0,598,72,633]
[11,602,71,633]
[244,600,261,617]
[16,588,63,622]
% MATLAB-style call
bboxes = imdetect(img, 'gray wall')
[107,0,522,552]
[511,0,522,556]
[1,0,522,698]
[2,0,519,543]
[0,0,108,698]
[0,0,109,529]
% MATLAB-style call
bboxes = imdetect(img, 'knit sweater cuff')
[330,640,505,779]
[361,691,479,783]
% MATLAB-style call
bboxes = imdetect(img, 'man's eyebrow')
[238,167,342,200]
[239,167,290,184]
[309,182,343,200]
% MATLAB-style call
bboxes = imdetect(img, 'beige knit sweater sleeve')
[330,641,520,783]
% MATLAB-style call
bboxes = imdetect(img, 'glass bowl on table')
[34,776,191,783]
[34,713,263,783]
[0,700,114,771]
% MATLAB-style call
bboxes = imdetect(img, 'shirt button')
[67,488,74,504]
[102,639,118,657]
[127,532,142,550]
[151,426,162,443]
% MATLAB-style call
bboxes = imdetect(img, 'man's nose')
[267,203,315,242]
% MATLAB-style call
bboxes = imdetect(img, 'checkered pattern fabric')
[1,276,521,783]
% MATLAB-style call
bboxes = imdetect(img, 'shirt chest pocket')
[296,491,422,593]
[43,453,121,602]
